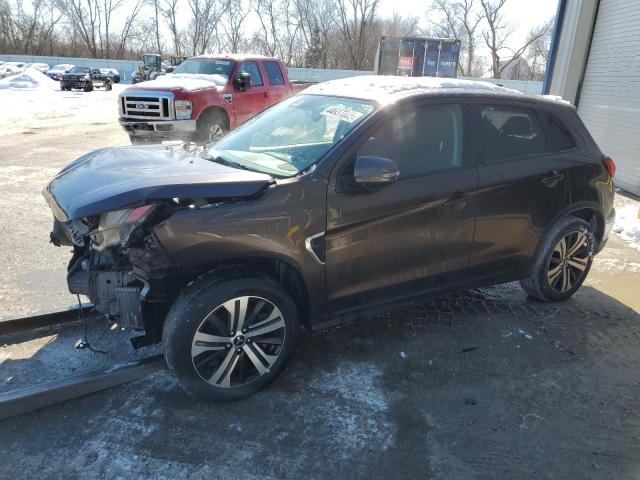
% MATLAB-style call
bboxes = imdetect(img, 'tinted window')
[238,61,263,86]
[69,67,90,74]
[546,115,576,152]
[481,106,546,161]
[359,104,463,179]
[264,61,285,85]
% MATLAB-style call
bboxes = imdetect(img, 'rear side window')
[238,61,263,86]
[264,61,285,85]
[546,115,576,152]
[359,104,463,179]
[481,106,545,162]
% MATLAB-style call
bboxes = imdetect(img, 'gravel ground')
[1,89,640,479]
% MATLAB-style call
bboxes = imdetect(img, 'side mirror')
[353,155,399,185]
[235,71,251,91]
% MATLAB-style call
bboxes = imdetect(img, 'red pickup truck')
[118,55,311,144]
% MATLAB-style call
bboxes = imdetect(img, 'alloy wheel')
[547,230,590,293]
[191,296,286,388]
[208,124,225,141]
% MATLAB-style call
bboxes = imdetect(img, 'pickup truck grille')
[120,91,174,120]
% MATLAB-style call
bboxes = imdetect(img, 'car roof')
[303,75,531,104]
[192,54,277,62]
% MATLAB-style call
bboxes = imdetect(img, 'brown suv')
[44,76,615,401]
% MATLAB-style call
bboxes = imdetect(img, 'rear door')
[234,61,268,124]
[470,101,572,279]
[263,60,289,106]
[325,100,478,313]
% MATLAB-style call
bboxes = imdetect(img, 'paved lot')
[1,89,640,479]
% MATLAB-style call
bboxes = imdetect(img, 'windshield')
[69,67,89,74]
[205,95,376,177]
[173,59,235,77]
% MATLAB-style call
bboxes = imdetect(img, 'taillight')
[603,156,616,177]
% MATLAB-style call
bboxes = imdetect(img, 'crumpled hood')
[131,73,228,92]
[43,144,273,221]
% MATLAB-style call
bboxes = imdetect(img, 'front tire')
[196,110,229,143]
[520,216,595,302]
[163,274,299,402]
[84,82,93,92]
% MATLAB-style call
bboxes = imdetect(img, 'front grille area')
[121,92,174,120]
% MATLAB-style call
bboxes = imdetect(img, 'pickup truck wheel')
[196,110,228,143]
[163,275,299,402]
[84,82,93,92]
[105,81,112,91]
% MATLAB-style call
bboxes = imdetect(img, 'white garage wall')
[577,0,640,195]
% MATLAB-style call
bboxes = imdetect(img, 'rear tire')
[196,110,229,143]
[163,273,299,402]
[520,216,595,302]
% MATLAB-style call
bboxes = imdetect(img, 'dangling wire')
[75,294,108,355]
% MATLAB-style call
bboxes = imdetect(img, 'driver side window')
[238,61,263,86]
[358,104,464,180]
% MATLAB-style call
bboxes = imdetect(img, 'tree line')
[0,0,552,79]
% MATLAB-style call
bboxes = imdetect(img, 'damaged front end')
[52,202,177,347]
[42,144,274,347]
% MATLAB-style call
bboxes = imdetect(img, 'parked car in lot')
[61,66,112,92]
[100,68,121,83]
[47,63,74,81]
[118,54,312,144]
[43,76,615,401]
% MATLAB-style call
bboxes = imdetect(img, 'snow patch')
[613,204,640,251]
[502,327,535,340]
[0,67,57,90]
[132,73,227,92]
[309,362,389,412]
[304,75,523,104]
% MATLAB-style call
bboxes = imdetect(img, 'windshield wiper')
[209,155,250,171]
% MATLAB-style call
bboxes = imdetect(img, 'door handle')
[443,191,471,211]
[542,170,565,188]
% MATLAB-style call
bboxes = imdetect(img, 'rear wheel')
[196,110,228,143]
[520,216,595,301]
[163,274,299,401]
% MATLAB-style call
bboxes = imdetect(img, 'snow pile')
[613,203,640,250]
[0,67,57,90]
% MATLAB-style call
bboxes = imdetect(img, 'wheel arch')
[179,255,313,330]
[527,202,604,275]
[197,106,230,129]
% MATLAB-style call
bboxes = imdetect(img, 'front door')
[325,101,478,314]
[234,61,268,124]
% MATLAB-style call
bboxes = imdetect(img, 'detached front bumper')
[119,117,197,140]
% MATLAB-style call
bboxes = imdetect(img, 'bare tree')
[480,0,551,78]
[429,0,484,76]
[185,0,228,55]
[219,0,250,53]
[159,0,181,55]
[336,0,380,70]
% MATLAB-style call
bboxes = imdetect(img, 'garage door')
[578,0,640,195]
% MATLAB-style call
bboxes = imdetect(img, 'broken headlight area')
[89,204,155,251]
